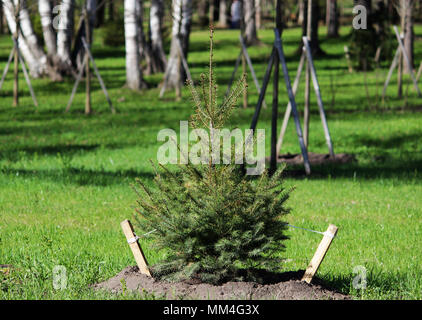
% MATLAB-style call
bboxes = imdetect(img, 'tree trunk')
[72,0,96,72]
[326,0,339,38]
[19,0,46,62]
[124,0,146,90]
[149,0,167,72]
[3,0,46,78]
[403,0,414,73]
[217,0,228,28]
[136,0,155,75]
[255,0,261,29]
[56,0,74,70]
[298,0,305,25]
[243,0,259,45]
[163,0,192,89]
[39,0,57,56]
[302,0,324,56]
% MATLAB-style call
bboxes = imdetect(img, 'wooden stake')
[344,46,353,73]
[270,50,279,175]
[302,224,338,284]
[303,37,334,158]
[81,37,115,114]
[65,58,87,113]
[120,219,151,277]
[382,46,400,100]
[416,61,422,83]
[84,9,92,115]
[239,35,267,109]
[18,49,38,107]
[0,46,15,91]
[242,52,247,108]
[304,0,312,148]
[393,26,421,97]
[13,6,19,107]
[276,51,305,157]
[274,29,311,175]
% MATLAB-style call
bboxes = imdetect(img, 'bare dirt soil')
[93,266,350,300]
[275,153,356,166]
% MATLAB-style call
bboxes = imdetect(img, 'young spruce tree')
[133,29,291,284]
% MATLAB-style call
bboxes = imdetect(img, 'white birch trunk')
[164,0,192,89]
[3,0,46,77]
[243,0,259,45]
[124,0,145,89]
[217,0,228,28]
[38,0,56,55]
[403,0,414,73]
[56,0,74,67]
[149,0,166,71]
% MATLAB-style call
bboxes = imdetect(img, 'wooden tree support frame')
[250,28,311,175]
[276,37,335,159]
[382,26,422,100]
[159,37,192,99]
[0,38,38,108]
[121,219,151,277]
[65,36,115,114]
[301,224,338,284]
[225,35,268,109]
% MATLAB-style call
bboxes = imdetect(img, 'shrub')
[133,29,291,285]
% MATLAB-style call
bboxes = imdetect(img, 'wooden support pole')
[416,61,422,83]
[13,5,19,107]
[250,48,275,131]
[274,29,311,175]
[344,46,353,73]
[301,224,338,284]
[302,37,334,158]
[276,51,305,157]
[382,46,400,100]
[65,58,87,113]
[224,52,242,98]
[18,48,38,107]
[270,50,279,175]
[0,46,15,91]
[121,219,151,277]
[81,37,115,114]
[304,0,312,148]
[239,35,267,109]
[393,26,421,97]
[175,38,192,83]
[84,9,92,115]
[242,51,247,108]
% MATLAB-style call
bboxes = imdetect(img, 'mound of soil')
[93,266,349,300]
[273,153,356,166]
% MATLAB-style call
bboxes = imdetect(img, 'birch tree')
[149,0,166,72]
[243,0,259,45]
[326,0,339,38]
[38,0,57,55]
[56,0,74,70]
[124,0,146,90]
[72,0,96,71]
[2,0,46,77]
[162,0,192,89]
[217,0,228,28]
[401,0,415,73]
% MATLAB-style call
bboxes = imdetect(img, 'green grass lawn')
[1,25,422,300]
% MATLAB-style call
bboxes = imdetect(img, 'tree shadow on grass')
[2,167,155,186]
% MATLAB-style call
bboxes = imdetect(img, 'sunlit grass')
[0,25,421,299]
